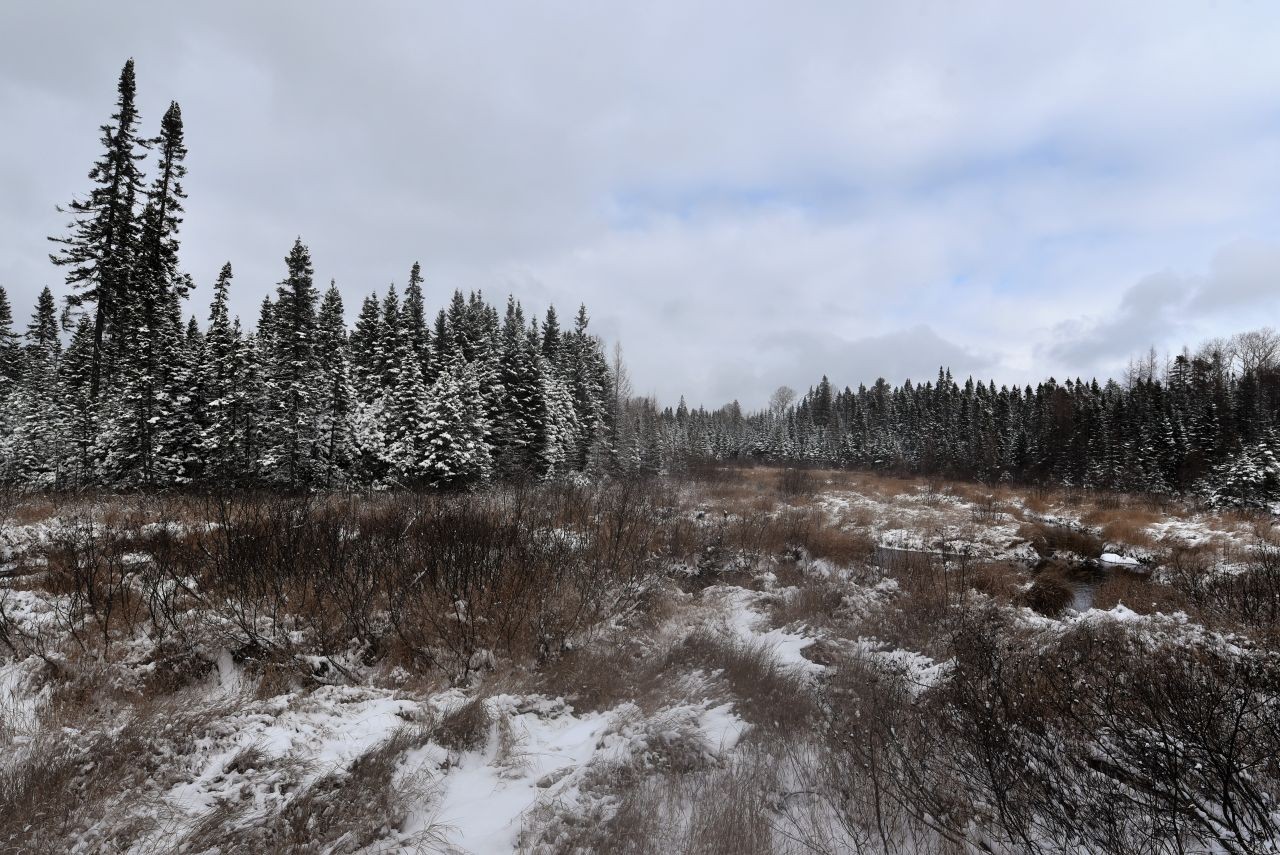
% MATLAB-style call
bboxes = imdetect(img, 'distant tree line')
[637,332,1280,508]
[0,61,618,489]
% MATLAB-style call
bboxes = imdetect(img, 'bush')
[778,467,817,499]
[1020,574,1074,617]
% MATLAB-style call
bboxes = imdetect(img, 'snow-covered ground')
[1,477,1276,852]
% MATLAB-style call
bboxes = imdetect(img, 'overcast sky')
[3,2,1280,408]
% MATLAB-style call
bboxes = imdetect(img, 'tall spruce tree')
[201,263,244,482]
[260,239,322,486]
[48,59,149,400]
[494,297,545,476]
[377,284,403,395]
[315,282,359,486]
[349,293,384,401]
[402,262,430,380]
[383,348,433,485]
[0,286,20,407]
[103,101,190,485]
[156,316,207,483]
[6,289,68,486]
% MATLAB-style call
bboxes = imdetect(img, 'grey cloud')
[1044,239,1280,376]
[1045,270,1193,368]
[1188,240,1280,312]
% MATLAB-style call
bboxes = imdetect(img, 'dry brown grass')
[1082,506,1162,550]
[531,634,672,716]
[0,684,236,853]
[1091,572,1188,615]
[838,504,879,528]
[768,581,847,630]
[433,694,492,753]
[1019,574,1074,617]
[5,496,61,526]
[967,561,1026,601]
[801,524,876,567]
[1017,521,1104,559]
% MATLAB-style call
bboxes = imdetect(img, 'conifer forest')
[2,34,1280,855]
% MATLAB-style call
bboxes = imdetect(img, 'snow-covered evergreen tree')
[1207,434,1280,510]
[259,239,323,486]
[0,285,20,402]
[412,355,493,488]
[314,282,359,487]
[200,263,245,482]
[48,59,149,401]
[5,289,68,486]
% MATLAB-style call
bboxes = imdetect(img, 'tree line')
[639,332,1280,507]
[0,60,617,489]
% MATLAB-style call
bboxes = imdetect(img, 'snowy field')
[1,471,1278,853]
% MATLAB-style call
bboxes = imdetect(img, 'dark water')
[872,545,1119,611]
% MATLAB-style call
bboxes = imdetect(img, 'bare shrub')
[42,513,147,658]
[967,561,1024,600]
[822,604,1280,854]
[388,479,665,681]
[1020,574,1073,617]
[664,632,816,732]
[970,494,1005,524]
[1018,521,1104,559]
[433,694,492,753]
[1168,539,1280,636]
[778,467,817,499]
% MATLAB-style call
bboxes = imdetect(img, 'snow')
[1100,552,1141,567]
[848,638,954,697]
[398,694,748,853]
[408,695,614,855]
[705,584,825,676]
[819,488,1038,563]
[166,685,419,818]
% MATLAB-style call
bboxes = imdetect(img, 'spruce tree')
[315,282,359,486]
[402,261,430,379]
[541,305,562,367]
[6,290,68,486]
[201,263,243,482]
[416,355,493,487]
[156,316,207,483]
[260,239,322,486]
[60,316,99,485]
[0,285,20,400]
[427,308,449,384]
[377,283,403,395]
[383,348,433,485]
[494,297,545,476]
[349,293,384,401]
[48,59,149,399]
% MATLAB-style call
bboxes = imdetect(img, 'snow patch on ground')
[703,585,825,676]
[819,489,1038,562]
[847,638,954,697]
